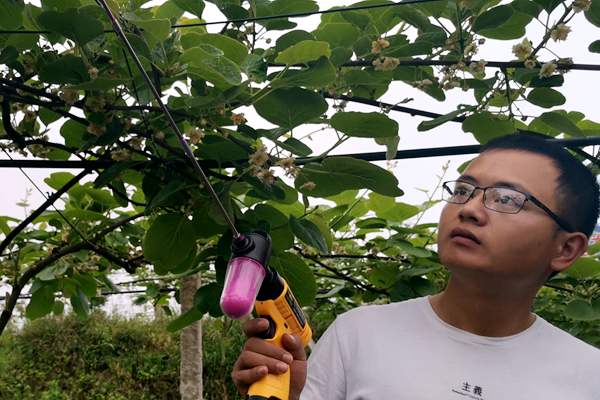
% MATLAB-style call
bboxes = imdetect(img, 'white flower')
[256,168,276,185]
[88,67,99,79]
[415,79,433,90]
[371,38,390,54]
[85,96,106,112]
[186,127,204,145]
[524,59,537,69]
[230,113,246,125]
[372,56,400,71]
[86,123,105,137]
[550,24,571,42]
[512,38,533,61]
[463,42,478,57]
[111,149,131,161]
[249,145,269,167]
[469,60,487,75]
[572,0,591,12]
[539,62,557,78]
[59,88,79,105]
[129,137,144,150]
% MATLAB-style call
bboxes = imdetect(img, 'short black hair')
[480,133,599,238]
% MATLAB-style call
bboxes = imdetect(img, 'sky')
[1,1,599,223]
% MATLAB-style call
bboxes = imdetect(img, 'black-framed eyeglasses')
[441,180,574,233]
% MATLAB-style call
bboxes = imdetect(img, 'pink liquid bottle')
[220,231,271,319]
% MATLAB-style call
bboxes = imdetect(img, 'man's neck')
[428,276,538,337]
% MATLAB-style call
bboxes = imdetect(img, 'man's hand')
[232,317,307,400]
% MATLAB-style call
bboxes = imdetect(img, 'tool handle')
[247,280,312,400]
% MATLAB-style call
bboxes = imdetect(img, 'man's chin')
[439,252,492,273]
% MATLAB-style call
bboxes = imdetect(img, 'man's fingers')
[244,337,294,363]
[232,365,268,390]
[282,333,307,361]
[237,350,291,374]
[243,318,270,337]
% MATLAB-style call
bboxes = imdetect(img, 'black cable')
[3,137,600,168]
[0,0,444,35]
[0,287,177,301]
[276,60,600,72]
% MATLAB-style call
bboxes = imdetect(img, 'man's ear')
[549,232,589,273]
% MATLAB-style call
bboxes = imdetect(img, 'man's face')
[437,149,563,284]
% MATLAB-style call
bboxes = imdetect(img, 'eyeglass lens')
[443,181,527,213]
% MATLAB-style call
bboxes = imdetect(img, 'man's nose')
[458,188,488,225]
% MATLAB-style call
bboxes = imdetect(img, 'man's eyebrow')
[457,174,529,192]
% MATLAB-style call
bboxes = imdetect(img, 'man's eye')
[454,186,470,195]
[495,195,515,204]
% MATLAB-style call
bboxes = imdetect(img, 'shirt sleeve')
[300,318,346,400]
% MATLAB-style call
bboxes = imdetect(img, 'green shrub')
[0,312,246,400]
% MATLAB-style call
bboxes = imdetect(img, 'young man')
[232,133,600,399]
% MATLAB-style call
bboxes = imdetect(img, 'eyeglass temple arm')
[527,195,575,233]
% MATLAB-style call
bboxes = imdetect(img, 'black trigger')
[256,316,276,339]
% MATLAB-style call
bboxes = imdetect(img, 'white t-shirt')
[301,296,600,400]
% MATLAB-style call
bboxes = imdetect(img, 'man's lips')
[450,228,481,245]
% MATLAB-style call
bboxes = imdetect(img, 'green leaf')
[172,0,205,17]
[392,239,432,258]
[270,252,316,306]
[195,135,248,164]
[183,33,247,64]
[511,0,542,17]
[375,135,400,161]
[254,88,327,129]
[527,87,566,108]
[331,112,399,138]
[146,180,190,211]
[275,40,331,65]
[0,46,18,66]
[418,107,473,131]
[60,119,87,148]
[585,0,600,28]
[296,157,404,197]
[539,111,583,136]
[37,7,103,45]
[589,40,600,53]
[133,18,171,47]
[193,282,223,317]
[478,11,532,40]
[143,213,196,267]
[314,22,361,48]
[0,216,18,235]
[247,204,294,252]
[70,288,90,318]
[0,0,24,30]
[183,45,242,87]
[275,30,316,54]
[563,257,600,279]
[290,216,328,253]
[462,112,516,143]
[38,55,90,84]
[473,5,513,31]
[274,57,336,88]
[167,307,203,332]
[44,172,78,191]
[25,285,54,320]
[277,137,313,156]
[564,299,599,321]
[368,193,420,222]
